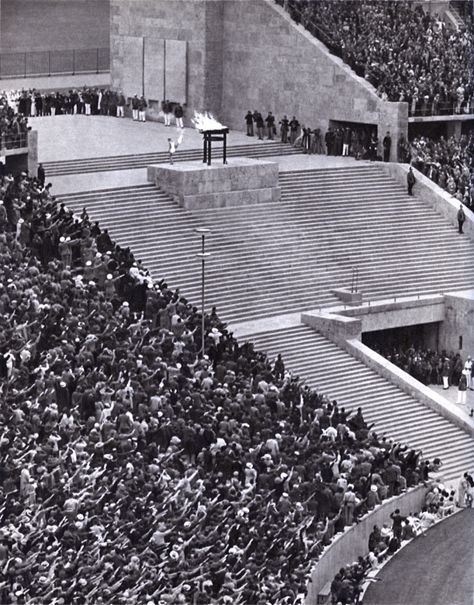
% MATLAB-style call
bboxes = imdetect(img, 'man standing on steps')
[245,110,254,136]
[407,166,416,195]
[383,131,392,162]
[265,112,275,140]
[457,204,466,234]
[279,115,289,143]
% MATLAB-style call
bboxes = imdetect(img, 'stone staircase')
[42,141,301,176]
[245,324,474,481]
[60,164,474,325]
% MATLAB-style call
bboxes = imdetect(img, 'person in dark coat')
[457,204,466,234]
[325,128,334,155]
[245,111,254,136]
[255,112,264,140]
[383,131,392,162]
[289,117,300,144]
[279,115,289,143]
[407,166,416,195]
[37,163,45,187]
[265,112,275,140]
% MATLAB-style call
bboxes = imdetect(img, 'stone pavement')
[31,115,258,162]
[430,383,474,415]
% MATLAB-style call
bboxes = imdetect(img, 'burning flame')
[192,111,226,131]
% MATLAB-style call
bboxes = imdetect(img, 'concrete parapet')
[378,162,474,242]
[301,310,362,345]
[305,484,429,604]
[147,157,280,209]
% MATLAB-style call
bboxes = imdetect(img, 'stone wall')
[110,0,408,150]
[220,0,407,160]
[110,0,224,116]
[1,0,110,53]
[440,290,474,360]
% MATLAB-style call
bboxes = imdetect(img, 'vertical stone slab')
[122,35,144,97]
[440,291,474,359]
[165,39,187,103]
[144,37,165,101]
[27,129,38,176]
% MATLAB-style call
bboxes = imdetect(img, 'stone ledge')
[148,156,281,209]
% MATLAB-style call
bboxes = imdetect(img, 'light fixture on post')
[195,227,211,356]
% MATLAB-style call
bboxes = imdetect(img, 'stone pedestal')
[147,157,280,209]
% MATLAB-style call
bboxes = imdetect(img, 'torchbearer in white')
[168,130,184,165]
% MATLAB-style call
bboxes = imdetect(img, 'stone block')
[148,157,280,209]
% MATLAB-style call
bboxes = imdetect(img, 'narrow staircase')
[60,164,474,325]
[43,140,301,176]
[246,324,474,481]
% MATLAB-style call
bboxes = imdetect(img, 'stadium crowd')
[5,89,187,127]
[409,133,473,210]
[0,166,439,603]
[0,93,29,150]
[280,0,473,115]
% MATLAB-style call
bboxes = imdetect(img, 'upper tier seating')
[278,0,473,116]
[409,133,473,210]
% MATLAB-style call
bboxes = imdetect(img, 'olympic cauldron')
[192,111,229,166]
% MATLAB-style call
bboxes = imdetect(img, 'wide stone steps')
[246,325,474,480]
[43,141,301,176]
[61,165,473,324]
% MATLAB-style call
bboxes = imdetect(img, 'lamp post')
[195,227,211,356]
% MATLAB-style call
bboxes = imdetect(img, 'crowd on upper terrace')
[280,0,473,116]
[0,166,439,604]
[409,133,473,210]
[0,93,29,150]
[378,346,472,389]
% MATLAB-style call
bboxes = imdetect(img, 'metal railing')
[409,101,474,117]
[0,48,110,79]
[0,133,28,151]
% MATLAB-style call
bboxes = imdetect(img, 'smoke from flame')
[192,111,226,131]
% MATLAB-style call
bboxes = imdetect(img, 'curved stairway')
[59,164,474,324]
[245,324,474,481]
[43,140,301,176]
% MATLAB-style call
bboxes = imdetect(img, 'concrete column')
[27,130,38,177]
[439,290,474,358]
[379,101,409,162]
[446,120,462,138]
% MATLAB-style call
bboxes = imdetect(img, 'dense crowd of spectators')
[7,89,187,127]
[0,93,29,150]
[280,0,473,115]
[409,133,473,210]
[8,88,140,119]
[0,166,440,603]
[376,345,472,389]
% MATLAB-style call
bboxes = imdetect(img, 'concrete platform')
[148,157,280,209]
[31,115,260,162]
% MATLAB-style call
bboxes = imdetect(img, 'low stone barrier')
[305,484,429,604]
